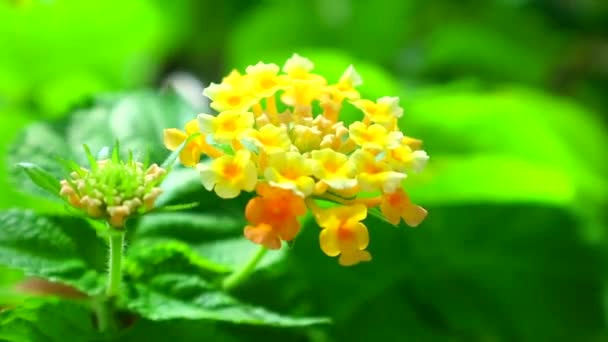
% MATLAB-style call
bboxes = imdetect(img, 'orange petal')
[380,198,402,225]
[403,204,427,227]
[338,250,371,266]
[277,218,301,242]
[244,224,282,250]
[245,197,266,225]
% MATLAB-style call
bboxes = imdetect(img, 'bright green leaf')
[16,163,61,200]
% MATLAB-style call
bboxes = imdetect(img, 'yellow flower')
[331,65,362,101]
[348,121,402,151]
[198,150,257,199]
[317,204,371,266]
[380,188,427,227]
[311,149,357,190]
[387,145,429,173]
[353,96,403,127]
[350,149,406,193]
[264,151,315,197]
[164,54,430,267]
[203,70,258,112]
[281,54,326,106]
[282,53,314,79]
[291,124,322,153]
[245,62,285,98]
[163,119,222,167]
[241,124,291,154]
[198,110,254,144]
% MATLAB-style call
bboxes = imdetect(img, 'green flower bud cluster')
[59,155,166,228]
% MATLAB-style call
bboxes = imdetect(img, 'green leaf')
[7,123,70,203]
[116,319,240,342]
[134,205,287,271]
[65,90,194,165]
[124,238,231,279]
[123,273,330,326]
[281,205,605,340]
[136,212,244,240]
[402,86,608,209]
[154,167,200,207]
[193,237,288,272]
[0,210,106,295]
[16,163,61,200]
[406,155,576,206]
[0,298,97,342]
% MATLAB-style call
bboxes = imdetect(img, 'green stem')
[106,231,125,298]
[222,246,268,291]
[92,296,111,332]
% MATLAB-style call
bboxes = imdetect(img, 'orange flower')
[380,188,427,227]
[244,183,307,249]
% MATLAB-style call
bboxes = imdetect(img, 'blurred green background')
[1,0,607,341]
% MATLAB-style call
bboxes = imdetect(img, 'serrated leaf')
[0,210,106,295]
[124,238,231,280]
[123,273,330,326]
[134,210,286,274]
[16,163,62,200]
[0,298,97,342]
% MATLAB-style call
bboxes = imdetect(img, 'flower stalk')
[222,246,268,291]
[106,230,125,298]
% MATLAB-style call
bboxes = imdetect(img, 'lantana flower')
[59,146,166,228]
[163,53,430,266]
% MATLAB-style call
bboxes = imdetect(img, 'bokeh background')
[1,0,607,341]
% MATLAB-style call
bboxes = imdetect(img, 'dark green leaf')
[124,273,330,326]
[124,238,231,279]
[0,210,106,295]
[0,298,97,342]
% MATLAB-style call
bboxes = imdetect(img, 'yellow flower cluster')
[164,54,428,266]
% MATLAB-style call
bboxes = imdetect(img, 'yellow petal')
[197,164,217,191]
[163,128,187,150]
[350,222,370,250]
[184,119,200,135]
[215,181,241,199]
[319,227,341,257]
